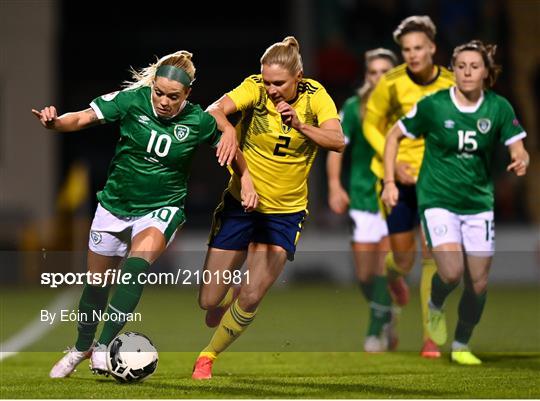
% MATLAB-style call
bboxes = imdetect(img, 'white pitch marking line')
[0,289,78,361]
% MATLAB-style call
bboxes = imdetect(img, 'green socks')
[75,283,110,351]
[367,275,392,336]
[97,257,150,346]
[455,289,487,344]
[430,273,459,309]
[358,281,374,301]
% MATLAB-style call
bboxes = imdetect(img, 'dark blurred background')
[1,0,539,283]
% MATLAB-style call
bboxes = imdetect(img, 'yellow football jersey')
[363,64,454,179]
[227,75,339,213]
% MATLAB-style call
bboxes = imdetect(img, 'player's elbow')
[335,134,346,153]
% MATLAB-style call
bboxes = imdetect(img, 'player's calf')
[388,276,410,306]
[205,286,241,328]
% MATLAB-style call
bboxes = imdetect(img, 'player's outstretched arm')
[507,140,529,177]
[31,107,100,132]
[207,95,239,166]
[381,123,405,208]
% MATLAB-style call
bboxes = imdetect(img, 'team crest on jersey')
[173,125,190,141]
[101,91,119,101]
[90,231,102,245]
[281,123,292,133]
[477,118,491,134]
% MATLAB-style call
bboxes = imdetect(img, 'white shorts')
[421,208,495,256]
[349,209,389,243]
[88,203,185,257]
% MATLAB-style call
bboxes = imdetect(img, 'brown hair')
[124,50,196,90]
[358,48,398,116]
[451,40,501,88]
[393,15,436,44]
[260,36,303,75]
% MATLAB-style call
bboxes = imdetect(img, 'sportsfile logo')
[40,268,249,288]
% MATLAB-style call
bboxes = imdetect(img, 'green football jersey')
[399,87,526,214]
[90,86,220,216]
[340,95,379,212]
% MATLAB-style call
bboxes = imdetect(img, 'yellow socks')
[385,252,407,281]
[385,252,438,342]
[216,287,234,308]
[420,259,437,340]
[199,299,256,360]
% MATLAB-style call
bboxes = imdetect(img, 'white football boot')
[49,347,92,378]
[363,335,388,353]
[90,343,109,376]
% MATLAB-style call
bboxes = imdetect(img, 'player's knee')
[238,289,262,311]
[439,267,463,285]
[440,260,463,281]
[198,292,219,310]
[471,279,488,295]
[393,253,414,272]
[357,270,373,283]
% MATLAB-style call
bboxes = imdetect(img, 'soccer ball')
[106,332,158,383]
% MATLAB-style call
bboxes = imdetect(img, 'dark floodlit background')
[1,0,539,286]
[0,0,538,361]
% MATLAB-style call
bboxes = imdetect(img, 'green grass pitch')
[1,285,539,398]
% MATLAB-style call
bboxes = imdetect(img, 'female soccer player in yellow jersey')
[326,48,398,352]
[192,36,344,380]
[363,15,454,358]
[382,40,529,364]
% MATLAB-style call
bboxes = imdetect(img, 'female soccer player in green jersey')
[191,36,345,379]
[326,48,398,352]
[381,40,529,365]
[363,16,455,358]
[32,50,257,378]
